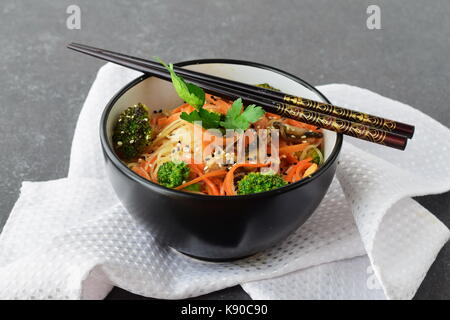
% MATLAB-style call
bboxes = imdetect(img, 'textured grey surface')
[0,0,448,300]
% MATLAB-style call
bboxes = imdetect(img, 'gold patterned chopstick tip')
[274,103,407,150]
[283,95,414,139]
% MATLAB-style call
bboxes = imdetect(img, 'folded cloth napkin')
[0,63,448,300]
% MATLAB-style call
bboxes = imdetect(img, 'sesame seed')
[129,140,134,144]
[301,135,306,139]
[117,141,123,146]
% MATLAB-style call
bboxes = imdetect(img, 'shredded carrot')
[189,164,219,195]
[171,103,194,114]
[224,163,270,196]
[285,119,320,132]
[265,112,282,119]
[284,158,313,183]
[175,170,227,190]
[157,112,181,127]
[132,166,151,180]
[204,94,232,114]
[219,181,225,195]
[279,143,309,155]
[150,113,165,127]
[253,116,270,129]
[284,154,298,164]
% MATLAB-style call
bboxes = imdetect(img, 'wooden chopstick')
[67,43,409,150]
[69,43,415,140]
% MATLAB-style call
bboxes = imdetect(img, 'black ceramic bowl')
[100,59,342,260]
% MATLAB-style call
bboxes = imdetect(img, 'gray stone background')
[0,0,449,299]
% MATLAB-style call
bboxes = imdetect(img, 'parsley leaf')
[180,108,221,129]
[156,58,265,130]
[240,104,266,123]
[180,110,201,122]
[198,108,221,129]
[220,98,265,130]
[155,57,205,109]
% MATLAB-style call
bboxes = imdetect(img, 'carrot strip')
[279,143,309,155]
[132,166,151,180]
[175,170,227,190]
[157,112,181,127]
[171,103,194,114]
[285,154,298,164]
[284,166,297,183]
[189,164,219,195]
[285,119,319,131]
[265,112,282,119]
[224,163,270,196]
[284,157,312,183]
[293,165,304,182]
[204,94,232,114]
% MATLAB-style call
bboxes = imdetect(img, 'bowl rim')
[100,58,343,200]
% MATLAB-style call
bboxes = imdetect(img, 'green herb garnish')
[220,98,265,130]
[156,58,265,130]
[156,58,205,109]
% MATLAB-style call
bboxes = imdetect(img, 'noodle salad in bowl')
[112,61,324,197]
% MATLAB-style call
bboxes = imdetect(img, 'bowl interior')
[106,61,338,166]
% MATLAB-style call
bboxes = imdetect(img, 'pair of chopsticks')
[67,42,414,150]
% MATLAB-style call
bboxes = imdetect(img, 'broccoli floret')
[157,161,190,188]
[237,172,287,195]
[113,103,153,160]
[256,83,280,92]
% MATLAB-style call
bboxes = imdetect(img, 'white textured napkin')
[0,63,449,300]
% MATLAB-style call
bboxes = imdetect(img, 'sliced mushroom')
[272,121,322,143]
